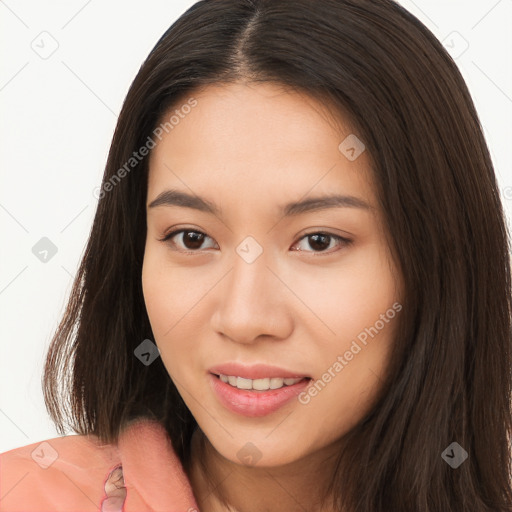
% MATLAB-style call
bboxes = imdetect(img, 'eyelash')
[157,228,353,256]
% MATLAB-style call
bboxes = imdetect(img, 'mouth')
[211,373,311,391]
[208,362,311,380]
[208,371,312,417]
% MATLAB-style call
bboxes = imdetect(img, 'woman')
[1,0,511,511]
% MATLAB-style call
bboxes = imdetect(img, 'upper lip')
[208,362,310,380]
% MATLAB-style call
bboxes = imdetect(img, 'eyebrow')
[148,189,372,217]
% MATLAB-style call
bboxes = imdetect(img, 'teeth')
[217,374,304,390]
[237,377,252,390]
[252,378,270,390]
[270,378,284,389]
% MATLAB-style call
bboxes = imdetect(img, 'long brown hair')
[42,0,512,510]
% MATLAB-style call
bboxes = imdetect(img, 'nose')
[210,245,294,345]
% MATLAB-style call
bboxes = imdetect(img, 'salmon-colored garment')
[0,418,200,511]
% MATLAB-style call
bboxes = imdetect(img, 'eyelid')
[158,226,353,255]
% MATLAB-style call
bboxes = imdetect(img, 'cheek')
[141,246,183,363]
[141,245,211,380]
[141,265,188,385]
[294,244,399,410]
[142,245,204,337]
[292,243,398,343]
[141,256,171,339]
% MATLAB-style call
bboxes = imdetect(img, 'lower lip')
[208,373,311,417]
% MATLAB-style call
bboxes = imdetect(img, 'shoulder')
[0,431,121,511]
[0,419,200,511]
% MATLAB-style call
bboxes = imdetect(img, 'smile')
[215,374,307,391]
[209,373,312,417]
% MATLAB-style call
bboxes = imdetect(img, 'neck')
[186,428,343,512]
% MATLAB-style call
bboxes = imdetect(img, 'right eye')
[158,229,219,253]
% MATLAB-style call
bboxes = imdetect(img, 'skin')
[142,81,403,512]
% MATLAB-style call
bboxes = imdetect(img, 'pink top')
[0,418,200,511]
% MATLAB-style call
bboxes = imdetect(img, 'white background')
[1,0,511,453]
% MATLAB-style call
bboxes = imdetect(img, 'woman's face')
[142,82,402,467]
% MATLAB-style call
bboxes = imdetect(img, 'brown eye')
[159,229,352,255]
[180,230,206,250]
[292,232,352,255]
[306,233,331,251]
[160,229,217,252]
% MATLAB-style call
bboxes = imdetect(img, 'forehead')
[147,82,376,212]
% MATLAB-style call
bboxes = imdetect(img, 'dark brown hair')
[43,0,512,510]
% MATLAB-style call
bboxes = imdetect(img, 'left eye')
[159,229,352,255]
[292,232,352,254]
